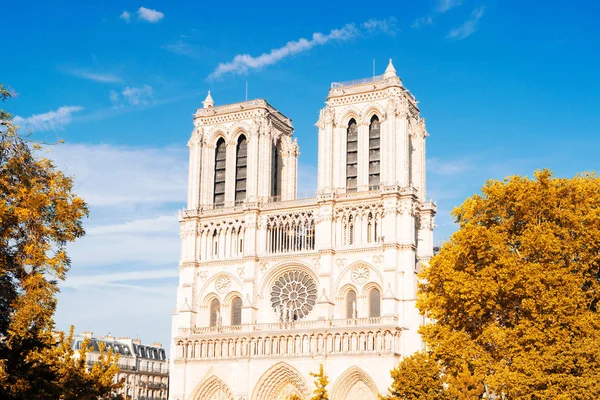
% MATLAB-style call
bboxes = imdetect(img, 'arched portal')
[331,366,379,400]
[251,362,310,400]
[189,375,234,400]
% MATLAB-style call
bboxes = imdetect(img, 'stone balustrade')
[174,317,403,361]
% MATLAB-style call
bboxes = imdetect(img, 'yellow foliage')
[416,170,600,398]
[309,364,329,400]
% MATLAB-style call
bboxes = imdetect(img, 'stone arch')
[230,124,250,145]
[206,127,228,148]
[197,272,243,304]
[331,366,379,400]
[337,106,361,128]
[251,362,310,400]
[361,281,383,297]
[188,374,234,400]
[334,260,383,296]
[362,105,385,125]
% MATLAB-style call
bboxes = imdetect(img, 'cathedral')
[169,60,436,400]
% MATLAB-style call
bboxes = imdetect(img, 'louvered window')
[346,119,358,191]
[368,115,381,189]
[271,140,281,200]
[235,135,247,204]
[213,138,226,207]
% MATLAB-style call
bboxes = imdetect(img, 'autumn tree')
[393,170,600,399]
[0,84,123,399]
[310,364,329,400]
[381,351,450,400]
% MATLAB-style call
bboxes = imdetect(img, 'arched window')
[213,138,227,208]
[346,119,358,192]
[368,115,381,189]
[271,140,282,200]
[369,288,381,318]
[209,298,221,327]
[231,296,242,326]
[346,290,357,319]
[235,135,247,205]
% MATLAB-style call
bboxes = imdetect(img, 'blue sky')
[3,0,599,351]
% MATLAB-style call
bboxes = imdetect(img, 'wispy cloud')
[361,17,398,35]
[448,6,486,39]
[62,269,179,289]
[63,68,122,83]
[48,143,187,207]
[120,11,131,23]
[162,40,201,59]
[13,106,84,132]
[412,0,464,30]
[412,16,433,29]
[210,18,396,79]
[429,157,471,175]
[438,0,464,13]
[137,7,164,23]
[110,85,154,106]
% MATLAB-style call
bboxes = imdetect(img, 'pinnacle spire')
[202,90,214,108]
[384,58,397,78]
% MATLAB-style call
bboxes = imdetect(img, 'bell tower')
[186,93,299,210]
[316,59,428,202]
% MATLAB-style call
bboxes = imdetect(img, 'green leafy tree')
[0,84,123,399]
[310,364,329,400]
[385,170,600,399]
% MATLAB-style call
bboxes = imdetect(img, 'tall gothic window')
[271,140,282,200]
[346,290,357,319]
[213,138,226,207]
[231,296,242,326]
[209,298,221,327]
[235,135,248,205]
[369,288,381,318]
[346,119,358,192]
[368,115,381,189]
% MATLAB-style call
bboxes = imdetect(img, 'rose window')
[270,271,318,320]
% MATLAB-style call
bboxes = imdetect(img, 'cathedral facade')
[169,60,436,400]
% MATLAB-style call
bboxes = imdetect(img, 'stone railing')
[175,326,402,361]
[180,316,398,337]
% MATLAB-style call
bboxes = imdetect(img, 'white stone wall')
[170,65,435,400]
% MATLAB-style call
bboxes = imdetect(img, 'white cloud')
[210,18,395,79]
[122,85,153,105]
[137,7,164,23]
[43,143,187,268]
[120,11,131,22]
[110,85,154,106]
[448,6,486,40]
[13,106,83,132]
[64,68,122,83]
[162,40,201,59]
[109,89,119,104]
[437,0,464,13]
[361,17,398,35]
[86,214,178,235]
[412,16,433,29]
[62,268,179,289]
[429,157,471,175]
[47,143,187,207]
